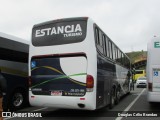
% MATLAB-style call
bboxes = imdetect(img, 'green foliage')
[126,51,147,64]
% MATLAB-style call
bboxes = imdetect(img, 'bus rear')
[147,37,160,103]
[29,17,97,110]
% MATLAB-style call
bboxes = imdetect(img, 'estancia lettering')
[35,24,82,38]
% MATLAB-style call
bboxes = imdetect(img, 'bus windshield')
[32,20,87,46]
[135,70,143,74]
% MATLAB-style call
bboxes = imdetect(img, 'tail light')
[148,82,152,91]
[86,75,94,92]
[29,76,32,87]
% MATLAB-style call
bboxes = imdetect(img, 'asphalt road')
[3,87,160,120]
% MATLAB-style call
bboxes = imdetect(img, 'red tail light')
[29,76,32,87]
[31,96,35,99]
[80,98,85,100]
[87,75,94,88]
[148,82,152,91]
[86,75,94,92]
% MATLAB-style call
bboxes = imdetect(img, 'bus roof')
[33,17,88,28]
[0,32,29,44]
[148,36,160,49]
[0,32,29,53]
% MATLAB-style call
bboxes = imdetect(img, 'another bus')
[134,69,146,81]
[147,36,160,103]
[0,32,29,111]
[29,17,131,110]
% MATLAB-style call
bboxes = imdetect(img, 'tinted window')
[138,77,146,80]
[136,71,143,74]
[106,37,110,58]
[121,53,124,65]
[108,41,112,59]
[0,47,28,63]
[103,35,107,56]
[115,47,118,61]
[112,44,115,60]
[95,28,99,44]
[117,49,121,63]
[95,27,104,54]
[99,30,103,47]
[32,20,87,46]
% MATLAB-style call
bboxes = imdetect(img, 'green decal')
[154,42,160,48]
[31,73,87,88]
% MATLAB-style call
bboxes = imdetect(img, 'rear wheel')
[9,89,27,111]
[109,88,116,109]
[115,88,120,105]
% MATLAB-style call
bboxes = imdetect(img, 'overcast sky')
[0,0,160,52]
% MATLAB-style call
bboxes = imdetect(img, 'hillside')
[126,51,147,64]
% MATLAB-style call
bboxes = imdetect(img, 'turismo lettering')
[35,24,82,38]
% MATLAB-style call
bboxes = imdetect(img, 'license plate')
[51,91,62,96]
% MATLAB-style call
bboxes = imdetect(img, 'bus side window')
[127,58,131,69]
[106,36,110,58]
[95,27,104,54]
[99,30,103,47]
[121,52,123,65]
[116,49,120,64]
[112,44,116,60]
[103,35,108,57]
[115,46,118,61]
[121,53,125,66]
[108,40,113,59]
[95,28,99,44]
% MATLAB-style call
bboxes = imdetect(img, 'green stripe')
[31,73,87,88]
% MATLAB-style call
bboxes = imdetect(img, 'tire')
[9,89,27,111]
[109,88,116,109]
[115,88,120,105]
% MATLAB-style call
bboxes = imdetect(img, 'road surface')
[3,87,160,120]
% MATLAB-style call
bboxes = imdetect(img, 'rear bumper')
[148,92,160,102]
[29,91,96,110]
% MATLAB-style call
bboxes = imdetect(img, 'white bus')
[29,17,131,110]
[147,36,160,103]
[0,32,29,111]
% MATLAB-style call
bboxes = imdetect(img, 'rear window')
[138,77,146,80]
[32,20,87,46]
[135,71,143,74]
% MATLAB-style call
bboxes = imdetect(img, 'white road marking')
[115,88,146,120]
[30,107,48,112]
